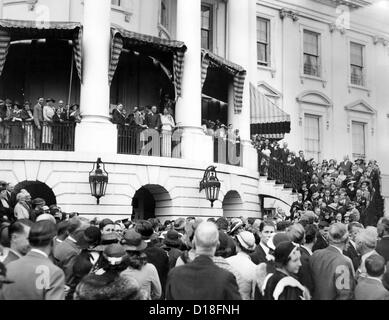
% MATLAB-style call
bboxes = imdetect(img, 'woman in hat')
[161,230,183,270]
[20,101,35,149]
[69,104,81,123]
[121,229,161,300]
[263,241,310,300]
[74,244,144,300]
[42,98,55,149]
[8,101,24,149]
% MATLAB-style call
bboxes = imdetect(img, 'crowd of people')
[252,135,382,227]
[1,173,389,300]
[0,98,81,150]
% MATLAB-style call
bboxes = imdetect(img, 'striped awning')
[109,25,186,98]
[0,19,82,81]
[201,49,246,114]
[250,82,291,135]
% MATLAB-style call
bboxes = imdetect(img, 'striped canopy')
[0,19,82,82]
[109,25,187,98]
[250,82,291,135]
[201,49,246,114]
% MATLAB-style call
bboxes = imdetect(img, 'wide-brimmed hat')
[94,232,119,252]
[121,229,147,252]
[327,203,338,212]
[103,244,127,266]
[163,230,182,248]
[347,180,357,187]
[46,98,56,103]
[36,213,56,224]
[235,231,255,252]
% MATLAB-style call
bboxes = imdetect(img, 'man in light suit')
[0,221,65,300]
[354,254,389,300]
[310,223,356,300]
[33,97,44,149]
[339,155,353,175]
[165,222,241,300]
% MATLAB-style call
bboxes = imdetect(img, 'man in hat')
[166,221,241,300]
[53,217,88,286]
[161,230,184,270]
[290,194,304,221]
[0,220,65,300]
[310,223,356,300]
[136,220,169,299]
[30,197,46,222]
[226,231,257,300]
[33,97,44,149]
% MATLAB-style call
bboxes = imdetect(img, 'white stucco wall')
[0,150,261,221]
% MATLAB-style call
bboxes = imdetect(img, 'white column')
[75,0,117,154]
[227,0,257,171]
[175,0,212,163]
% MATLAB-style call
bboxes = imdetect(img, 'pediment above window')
[296,90,333,107]
[257,81,282,99]
[344,99,376,114]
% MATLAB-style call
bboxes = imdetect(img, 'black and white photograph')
[0,0,389,310]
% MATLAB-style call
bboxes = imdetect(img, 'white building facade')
[0,0,388,220]
[254,0,389,216]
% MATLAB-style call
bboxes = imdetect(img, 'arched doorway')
[14,180,57,206]
[222,190,243,218]
[131,184,172,220]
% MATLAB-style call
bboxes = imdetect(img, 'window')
[304,114,320,162]
[111,0,121,6]
[257,17,270,66]
[160,0,168,29]
[303,30,320,77]
[201,4,213,50]
[350,42,364,86]
[352,121,365,159]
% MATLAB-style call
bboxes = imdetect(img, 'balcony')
[117,125,182,158]
[0,121,76,151]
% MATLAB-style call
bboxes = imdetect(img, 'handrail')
[257,150,308,192]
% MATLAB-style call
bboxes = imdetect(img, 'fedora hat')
[235,231,256,252]
[94,232,119,252]
[163,230,182,248]
[121,229,147,252]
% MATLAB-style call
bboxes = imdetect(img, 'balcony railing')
[213,136,242,167]
[0,121,76,151]
[117,125,182,158]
